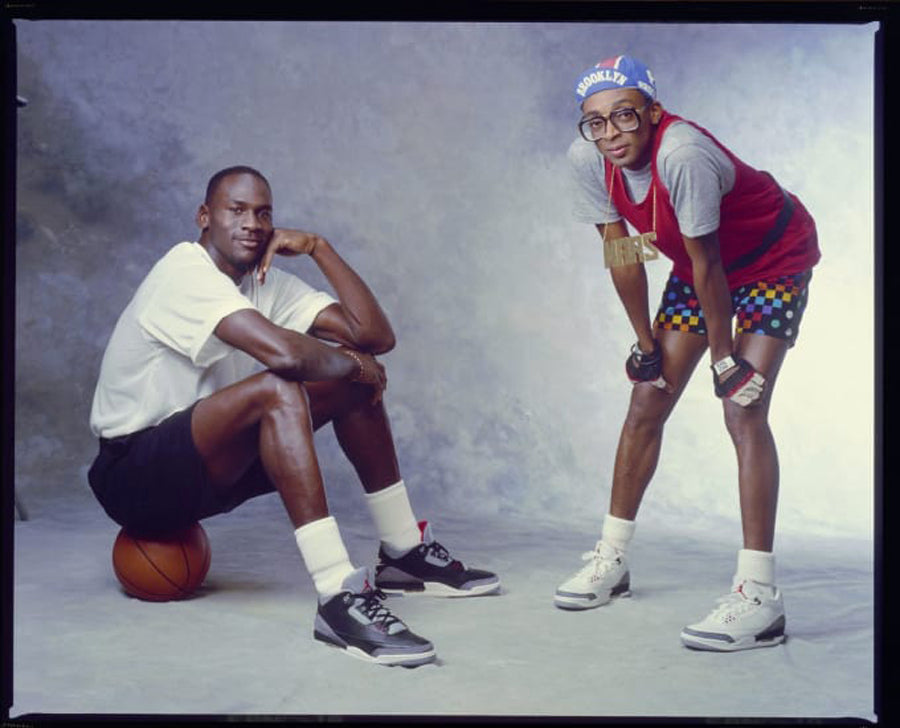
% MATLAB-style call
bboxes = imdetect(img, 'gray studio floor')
[11,488,875,721]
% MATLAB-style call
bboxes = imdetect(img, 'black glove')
[711,356,765,406]
[626,340,668,390]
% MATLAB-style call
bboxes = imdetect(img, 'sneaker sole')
[679,628,786,652]
[554,587,631,610]
[378,579,501,598]
[314,630,436,667]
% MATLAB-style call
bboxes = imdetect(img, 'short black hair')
[204,165,271,203]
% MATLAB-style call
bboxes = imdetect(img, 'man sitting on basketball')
[88,166,500,667]
[555,55,820,651]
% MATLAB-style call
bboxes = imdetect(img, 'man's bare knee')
[255,371,311,417]
[722,401,769,445]
[307,376,382,428]
[623,389,670,439]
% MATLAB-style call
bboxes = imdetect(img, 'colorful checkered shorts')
[655,270,813,347]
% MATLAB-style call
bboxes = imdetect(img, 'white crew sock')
[294,516,355,599]
[735,548,776,586]
[364,480,422,557]
[601,513,636,553]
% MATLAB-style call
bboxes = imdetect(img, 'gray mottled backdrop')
[15,21,877,540]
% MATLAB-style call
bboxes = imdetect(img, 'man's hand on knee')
[711,356,766,407]
[626,340,672,392]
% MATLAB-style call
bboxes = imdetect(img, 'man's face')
[197,173,274,281]
[580,88,661,171]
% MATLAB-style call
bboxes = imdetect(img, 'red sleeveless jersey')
[605,112,820,288]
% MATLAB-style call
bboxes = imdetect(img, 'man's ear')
[649,101,664,125]
[196,203,210,230]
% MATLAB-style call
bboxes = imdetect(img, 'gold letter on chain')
[603,232,659,268]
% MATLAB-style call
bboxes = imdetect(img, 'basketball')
[112,522,211,601]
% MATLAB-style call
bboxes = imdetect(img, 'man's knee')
[623,388,671,439]
[306,376,382,431]
[254,371,311,416]
[722,401,769,444]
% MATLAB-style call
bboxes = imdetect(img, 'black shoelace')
[423,540,460,569]
[355,588,403,630]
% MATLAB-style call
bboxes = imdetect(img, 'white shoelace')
[705,583,763,622]
[577,542,620,580]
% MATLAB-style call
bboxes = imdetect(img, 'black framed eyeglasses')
[578,103,650,142]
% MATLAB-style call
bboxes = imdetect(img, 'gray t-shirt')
[567,120,736,238]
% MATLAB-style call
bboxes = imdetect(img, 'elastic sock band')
[294,516,354,598]
[736,548,775,585]
[602,513,636,552]
[364,480,422,556]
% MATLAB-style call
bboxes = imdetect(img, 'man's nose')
[242,211,262,229]
[601,120,620,140]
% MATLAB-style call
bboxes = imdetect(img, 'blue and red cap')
[574,55,657,105]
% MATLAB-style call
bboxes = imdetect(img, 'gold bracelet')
[343,348,365,381]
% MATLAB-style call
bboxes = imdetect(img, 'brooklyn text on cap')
[574,55,656,103]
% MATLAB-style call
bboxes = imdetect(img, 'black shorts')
[88,404,274,538]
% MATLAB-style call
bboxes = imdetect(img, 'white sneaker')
[554,540,631,610]
[680,579,786,651]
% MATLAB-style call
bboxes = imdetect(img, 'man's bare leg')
[724,332,789,553]
[304,379,401,494]
[555,329,708,610]
[191,367,421,565]
[304,378,425,560]
[190,370,436,666]
[190,369,362,606]
[680,333,791,651]
[191,370,330,528]
[609,328,709,520]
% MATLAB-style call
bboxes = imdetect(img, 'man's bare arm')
[214,308,386,394]
[257,229,395,354]
[599,221,656,354]
[681,230,733,363]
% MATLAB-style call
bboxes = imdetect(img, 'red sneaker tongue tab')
[418,520,430,542]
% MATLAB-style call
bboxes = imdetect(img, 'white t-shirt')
[90,241,337,438]
[567,120,736,238]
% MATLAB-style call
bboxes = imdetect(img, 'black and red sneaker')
[374,521,501,597]
[314,567,436,667]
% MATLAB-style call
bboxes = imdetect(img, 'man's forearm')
[215,307,360,383]
[267,331,385,397]
[310,239,394,349]
[682,232,733,362]
[690,258,734,362]
[598,221,655,351]
[610,263,655,351]
[266,332,359,383]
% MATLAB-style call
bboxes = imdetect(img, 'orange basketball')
[112,522,211,601]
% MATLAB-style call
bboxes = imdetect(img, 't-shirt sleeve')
[137,254,257,367]
[567,138,622,224]
[657,124,736,238]
[255,267,338,334]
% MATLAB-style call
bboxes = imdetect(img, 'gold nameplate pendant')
[603,231,660,268]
